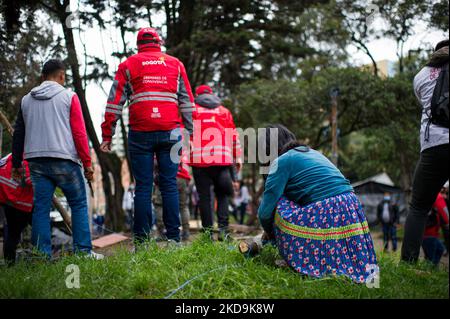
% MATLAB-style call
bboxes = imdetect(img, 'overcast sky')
[52,4,447,140]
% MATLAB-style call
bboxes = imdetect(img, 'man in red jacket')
[0,154,33,264]
[100,28,195,244]
[422,193,449,265]
[189,85,242,240]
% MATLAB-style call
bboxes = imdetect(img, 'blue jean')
[28,158,92,257]
[128,129,181,242]
[382,223,398,251]
[422,237,445,265]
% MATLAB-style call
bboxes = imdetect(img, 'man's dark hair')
[435,39,449,52]
[42,59,66,78]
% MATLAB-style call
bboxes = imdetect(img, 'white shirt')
[382,202,391,224]
[413,66,449,152]
[122,190,134,211]
[234,185,251,206]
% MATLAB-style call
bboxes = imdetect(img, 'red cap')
[137,27,162,49]
[195,85,213,96]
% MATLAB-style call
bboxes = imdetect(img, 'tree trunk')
[55,0,125,231]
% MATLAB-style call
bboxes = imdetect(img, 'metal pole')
[329,88,339,167]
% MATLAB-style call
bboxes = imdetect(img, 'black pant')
[402,144,449,262]
[2,205,32,264]
[192,166,234,230]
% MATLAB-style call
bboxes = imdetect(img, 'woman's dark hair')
[264,124,296,155]
[435,39,449,52]
[263,124,309,157]
[426,40,449,68]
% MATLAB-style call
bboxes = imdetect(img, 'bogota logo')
[142,57,167,67]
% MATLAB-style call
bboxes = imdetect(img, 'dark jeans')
[234,203,248,225]
[422,237,445,265]
[2,205,32,264]
[28,158,92,257]
[128,129,181,243]
[192,166,234,230]
[402,144,449,262]
[382,223,398,251]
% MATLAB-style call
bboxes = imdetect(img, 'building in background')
[352,172,407,225]
[361,59,397,78]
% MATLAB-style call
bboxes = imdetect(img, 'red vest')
[0,154,33,213]
[101,47,195,141]
[189,105,241,167]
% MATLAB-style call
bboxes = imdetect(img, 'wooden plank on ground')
[92,233,129,248]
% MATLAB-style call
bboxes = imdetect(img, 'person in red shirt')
[0,154,33,264]
[189,85,242,240]
[422,193,449,265]
[100,28,195,245]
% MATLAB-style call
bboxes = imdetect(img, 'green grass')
[0,235,448,299]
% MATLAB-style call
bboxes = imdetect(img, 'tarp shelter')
[352,173,407,225]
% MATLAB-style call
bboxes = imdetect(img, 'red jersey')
[101,47,195,141]
[0,154,33,213]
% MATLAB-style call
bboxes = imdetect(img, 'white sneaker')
[85,251,105,260]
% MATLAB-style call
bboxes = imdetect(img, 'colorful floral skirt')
[274,192,377,283]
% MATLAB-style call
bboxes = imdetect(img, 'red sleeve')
[177,62,195,135]
[101,62,128,142]
[70,94,92,168]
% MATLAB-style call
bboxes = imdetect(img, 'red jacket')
[189,94,241,167]
[177,154,191,180]
[101,47,195,141]
[0,154,33,213]
[424,193,449,238]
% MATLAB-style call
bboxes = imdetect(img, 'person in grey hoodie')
[189,85,242,241]
[11,59,102,259]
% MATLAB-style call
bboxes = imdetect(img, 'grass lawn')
[0,235,448,299]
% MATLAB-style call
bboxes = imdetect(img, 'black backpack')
[430,63,449,128]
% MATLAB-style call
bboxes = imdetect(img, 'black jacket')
[377,200,399,225]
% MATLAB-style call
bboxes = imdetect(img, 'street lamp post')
[329,87,340,167]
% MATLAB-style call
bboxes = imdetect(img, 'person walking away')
[402,40,450,263]
[189,85,242,241]
[122,184,135,231]
[377,192,400,252]
[422,192,449,265]
[258,124,377,283]
[154,154,192,241]
[233,181,251,225]
[0,154,33,264]
[100,28,195,245]
[11,59,101,259]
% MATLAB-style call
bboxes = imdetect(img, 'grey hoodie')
[195,93,222,109]
[20,81,81,164]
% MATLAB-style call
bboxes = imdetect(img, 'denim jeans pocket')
[28,160,46,176]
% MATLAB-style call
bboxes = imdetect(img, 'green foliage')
[0,238,447,298]
[234,67,407,148]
